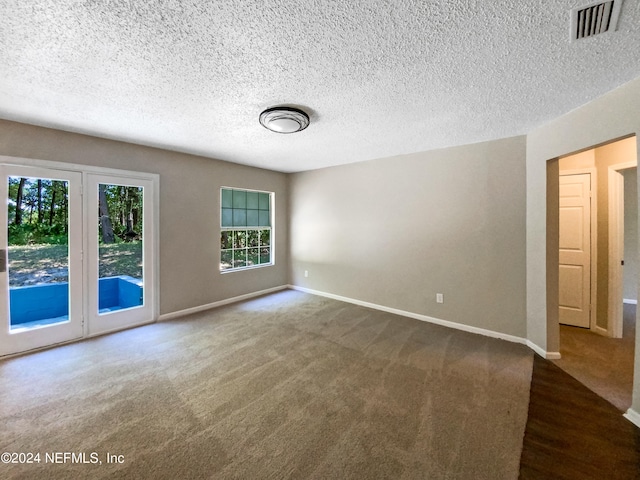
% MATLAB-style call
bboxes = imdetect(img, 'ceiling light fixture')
[259,106,309,134]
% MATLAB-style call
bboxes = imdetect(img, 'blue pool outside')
[9,275,143,329]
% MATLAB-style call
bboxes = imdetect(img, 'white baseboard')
[593,325,611,337]
[158,285,288,321]
[623,298,638,305]
[623,408,640,429]
[526,340,561,360]
[289,285,528,346]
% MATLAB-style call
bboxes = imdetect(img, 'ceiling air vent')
[571,1,623,41]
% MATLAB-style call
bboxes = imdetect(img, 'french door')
[0,164,156,356]
[86,174,155,336]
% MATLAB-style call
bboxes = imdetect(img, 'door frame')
[559,167,598,331]
[0,155,160,354]
[607,161,637,338]
[0,165,84,356]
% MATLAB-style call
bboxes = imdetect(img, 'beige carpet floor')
[555,303,636,412]
[1,290,533,479]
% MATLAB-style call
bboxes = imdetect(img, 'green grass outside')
[8,242,142,287]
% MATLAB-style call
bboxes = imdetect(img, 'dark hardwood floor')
[519,355,640,479]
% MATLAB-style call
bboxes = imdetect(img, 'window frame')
[219,186,274,273]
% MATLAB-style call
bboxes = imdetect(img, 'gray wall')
[624,167,638,302]
[0,119,289,316]
[289,136,527,337]
[526,75,640,414]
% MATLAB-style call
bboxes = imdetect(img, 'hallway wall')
[623,168,638,302]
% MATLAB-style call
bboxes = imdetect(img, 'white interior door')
[559,173,592,328]
[0,165,83,356]
[85,174,156,335]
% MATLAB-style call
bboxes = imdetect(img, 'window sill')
[220,263,274,274]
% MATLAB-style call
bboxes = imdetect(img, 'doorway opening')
[553,135,637,411]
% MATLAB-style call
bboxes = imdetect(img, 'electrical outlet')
[436,293,444,304]
[304,270,309,278]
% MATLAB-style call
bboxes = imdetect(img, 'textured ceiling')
[1,1,640,172]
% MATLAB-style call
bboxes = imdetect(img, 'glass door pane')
[8,177,71,331]
[97,183,144,313]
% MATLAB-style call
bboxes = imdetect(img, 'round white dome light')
[259,107,310,134]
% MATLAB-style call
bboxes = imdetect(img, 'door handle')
[0,249,5,273]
